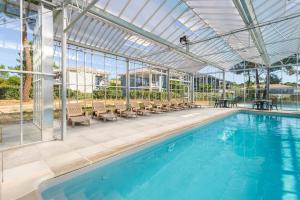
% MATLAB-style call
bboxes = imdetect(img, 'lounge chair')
[161,100,173,112]
[182,99,191,108]
[67,103,90,127]
[184,99,199,109]
[115,101,137,118]
[143,100,162,113]
[92,101,117,121]
[131,101,151,116]
[154,100,170,112]
[170,100,183,110]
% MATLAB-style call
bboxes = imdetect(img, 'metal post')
[20,0,23,145]
[61,3,67,140]
[167,68,170,101]
[222,70,226,98]
[266,66,270,100]
[243,61,246,107]
[297,53,299,110]
[126,58,130,109]
[191,74,195,103]
[149,68,152,92]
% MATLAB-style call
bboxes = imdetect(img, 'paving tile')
[45,152,90,176]
[2,161,54,200]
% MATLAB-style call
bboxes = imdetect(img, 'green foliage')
[0,70,21,99]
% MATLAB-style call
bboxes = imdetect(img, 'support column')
[167,69,170,101]
[126,58,130,109]
[61,3,67,140]
[149,68,152,92]
[297,53,299,110]
[40,4,54,140]
[222,70,226,98]
[266,66,270,100]
[191,74,195,103]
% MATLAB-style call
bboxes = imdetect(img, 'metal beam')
[64,0,99,32]
[67,1,224,70]
[233,0,270,65]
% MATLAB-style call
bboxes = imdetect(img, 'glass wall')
[202,57,300,110]
[0,1,55,149]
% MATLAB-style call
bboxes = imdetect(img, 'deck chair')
[143,100,162,113]
[178,99,189,109]
[93,101,117,121]
[67,103,90,127]
[170,99,183,111]
[154,100,170,112]
[161,100,172,112]
[115,101,137,118]
[131,101,151,116]
[183,99,198,109]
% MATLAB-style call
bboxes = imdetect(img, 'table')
[219,99,230,108]
[254,100,271,110]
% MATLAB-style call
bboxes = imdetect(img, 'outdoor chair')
[153,100,169,112]
[177,100,189,109]
[131,101,151,116]
[214,98,219,108]
[229,97,238,108]
[170,99,183,111]
[92,101,117,121]
[270,98,278,110]
[252,101,260,109]
[114,101,137,118]
[143,100,162,113]
[161,100,173,112]
[67,103,90,127]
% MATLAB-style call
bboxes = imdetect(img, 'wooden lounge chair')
[115,101,137,118]
[131,101,151,116]
[154,100,170,112]
[170,100,183,110]
[67,103,90,127]
[161,100,173,112]
[178,99,189,109]
[183,99,198,109]
[143,100,162,113]
[92,101,117,121]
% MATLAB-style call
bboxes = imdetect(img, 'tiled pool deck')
[1,107,298,200]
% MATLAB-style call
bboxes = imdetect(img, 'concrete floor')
[0,108,239,200]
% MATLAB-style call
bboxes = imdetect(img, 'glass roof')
[50,0,300,72]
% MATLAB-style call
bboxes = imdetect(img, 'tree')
[21,1,34,102]
[231,54,299,99]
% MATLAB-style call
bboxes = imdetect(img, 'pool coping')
[18,108,300,200]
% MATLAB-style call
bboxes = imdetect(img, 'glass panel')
[0,72,21,149]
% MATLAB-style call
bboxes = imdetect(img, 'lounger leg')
[72,121,75,128]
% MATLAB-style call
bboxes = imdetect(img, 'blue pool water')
[41,112,300,200]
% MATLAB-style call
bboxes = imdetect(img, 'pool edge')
[37,109,239,199]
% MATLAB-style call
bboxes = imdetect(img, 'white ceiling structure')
[50,0,300,72]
